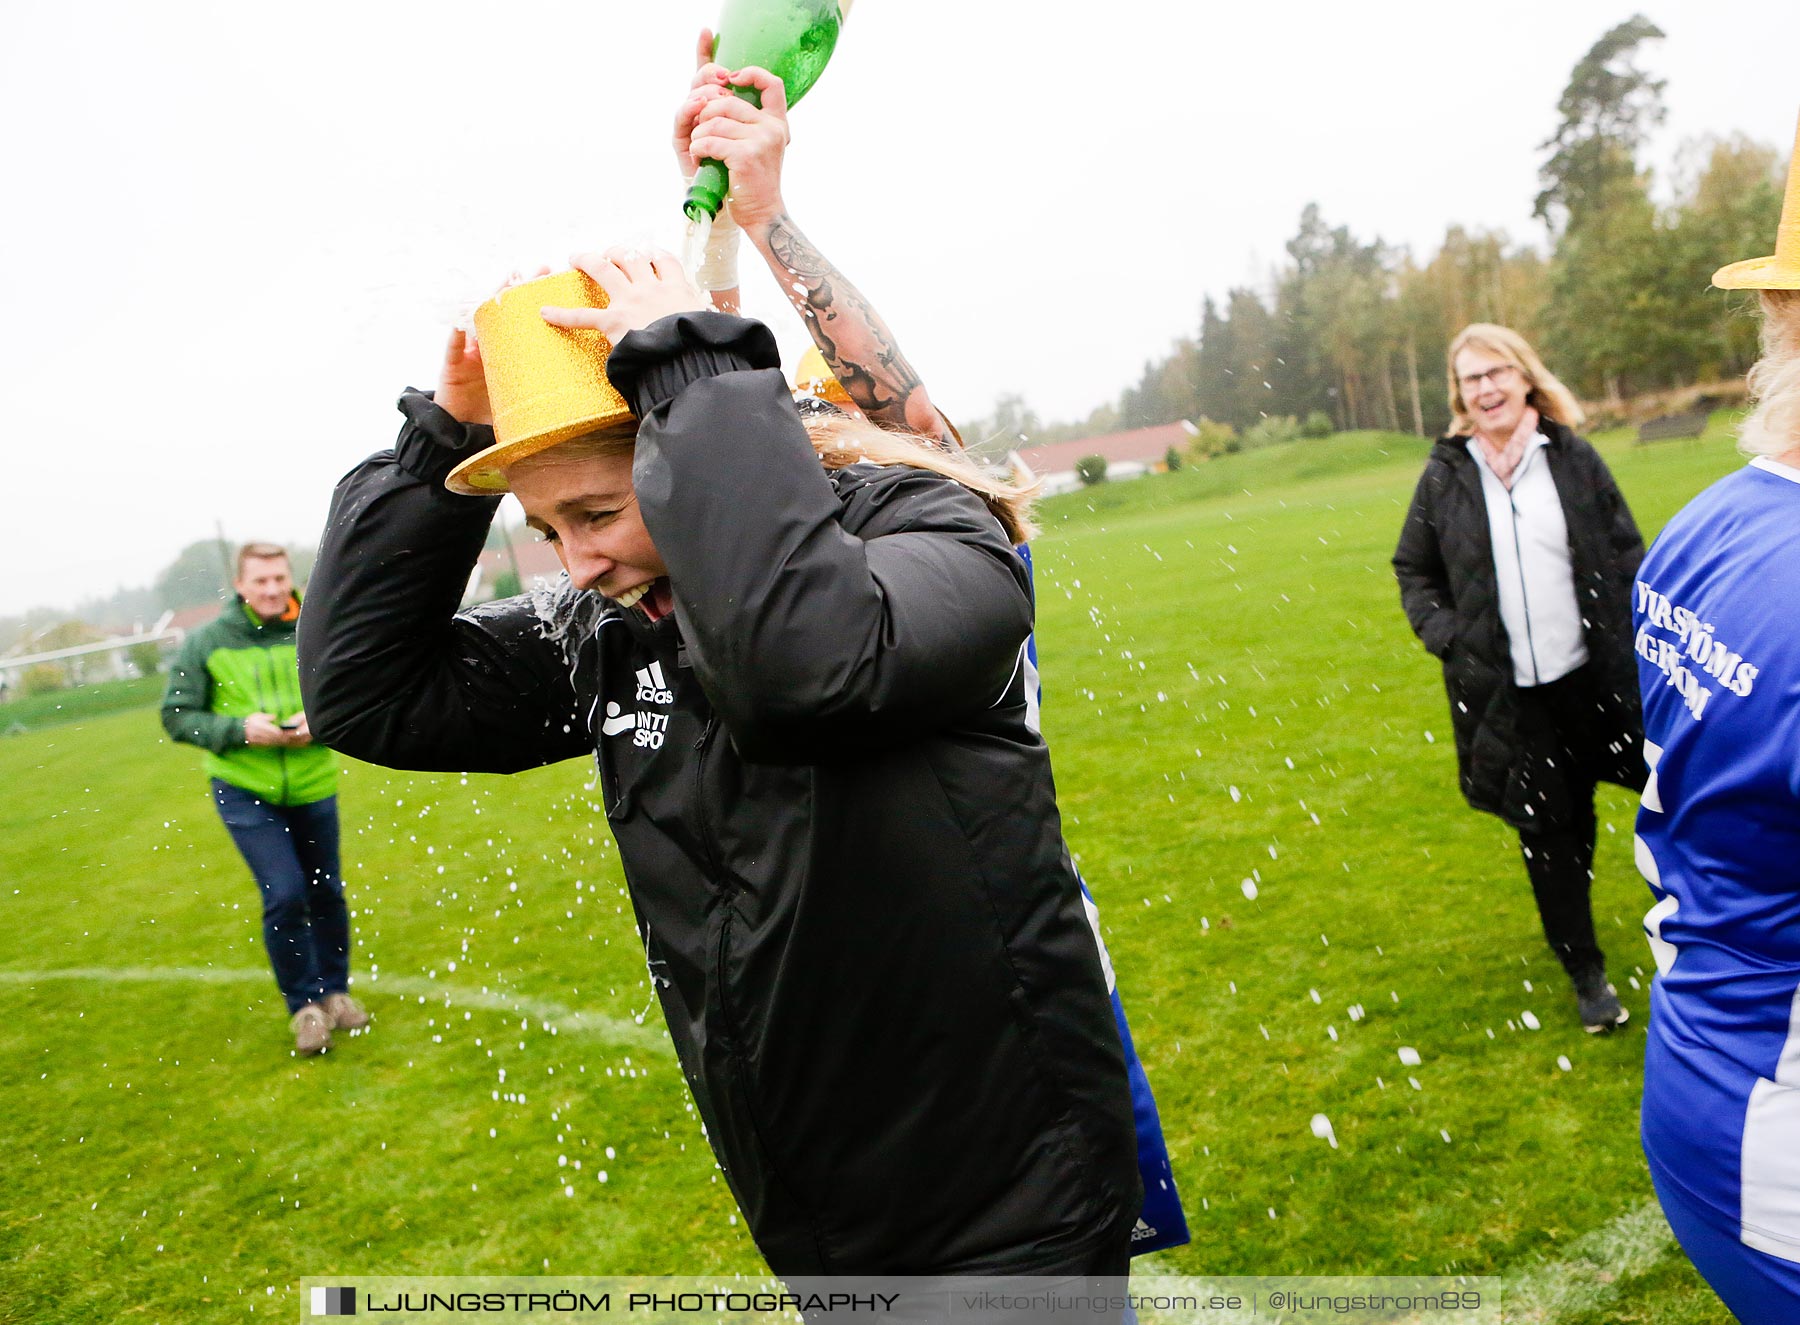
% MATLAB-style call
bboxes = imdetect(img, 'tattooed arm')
[680,59,955,448]
[755,211,947,444]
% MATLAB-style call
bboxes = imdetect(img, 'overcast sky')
[4,1,1797,618]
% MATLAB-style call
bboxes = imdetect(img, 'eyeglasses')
[1458,364,1519,393]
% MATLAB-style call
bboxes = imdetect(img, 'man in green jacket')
[161,543,366,1055]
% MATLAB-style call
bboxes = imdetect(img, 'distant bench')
[1637,408,1712,443]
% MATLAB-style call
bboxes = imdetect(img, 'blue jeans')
[211,780,351,1014]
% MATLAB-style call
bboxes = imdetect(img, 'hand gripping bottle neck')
[682,0,849,223]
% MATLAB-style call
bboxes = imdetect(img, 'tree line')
[966,16,1785,455]
[0,538,318,661]
[5,18,1785,639]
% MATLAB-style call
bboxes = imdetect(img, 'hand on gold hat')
[542,248,706,343]
[439,266,551,426]
[436,328,491,426]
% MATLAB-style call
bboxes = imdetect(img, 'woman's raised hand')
[673,28,733,181]
[686,66,790,235]
[542,249,706,342]
[437,267,552,425]
[436,328,490,426]
[673,37,791,237]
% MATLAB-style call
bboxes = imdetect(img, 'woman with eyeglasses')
[1392,324,1646,1032]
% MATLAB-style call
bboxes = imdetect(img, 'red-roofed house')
[166,604,222,634]
[471,534,565,601]
[1010,422,1196,495]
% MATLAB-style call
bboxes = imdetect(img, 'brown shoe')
[291,1003,332,1055]
[322,992,369,1032]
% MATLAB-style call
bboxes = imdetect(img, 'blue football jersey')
[1634,458,1800,1266]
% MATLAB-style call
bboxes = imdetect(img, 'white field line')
[1077,1199,1683,1323]
[1499,1198,1682,1322]
[0,965,673,1054]
[0,969,1699,1321]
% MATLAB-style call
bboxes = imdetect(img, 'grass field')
[0,673,164,734]
[0,419,1751,1323]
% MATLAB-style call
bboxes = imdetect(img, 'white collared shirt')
[1468,433,1589,687]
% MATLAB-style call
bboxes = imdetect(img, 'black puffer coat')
[299,312,1141,1275]
[1392,420,1646,830]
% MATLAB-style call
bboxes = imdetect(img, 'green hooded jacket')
[160,594,337,806]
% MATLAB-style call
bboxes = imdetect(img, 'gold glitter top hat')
[792,346,853,406]
[1714,111,1800,291]
[445,270,638,495]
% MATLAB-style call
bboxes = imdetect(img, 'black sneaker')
[1573,967,1629,1033]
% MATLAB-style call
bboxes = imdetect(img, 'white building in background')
[1006,422,1197,495]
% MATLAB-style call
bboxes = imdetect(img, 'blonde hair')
[1447,323,1586,435]
[235,541,288,578]
[1738,290,1800,459]
[805,414,1039,544]
[522,413,1039,544]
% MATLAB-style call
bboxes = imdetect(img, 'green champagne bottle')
[682,0,851,223]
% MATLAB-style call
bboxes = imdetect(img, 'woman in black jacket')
[1392,323,1646,1033]
[299,248,1141,1285]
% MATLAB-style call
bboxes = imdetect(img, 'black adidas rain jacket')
[299,311,1141,1275]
